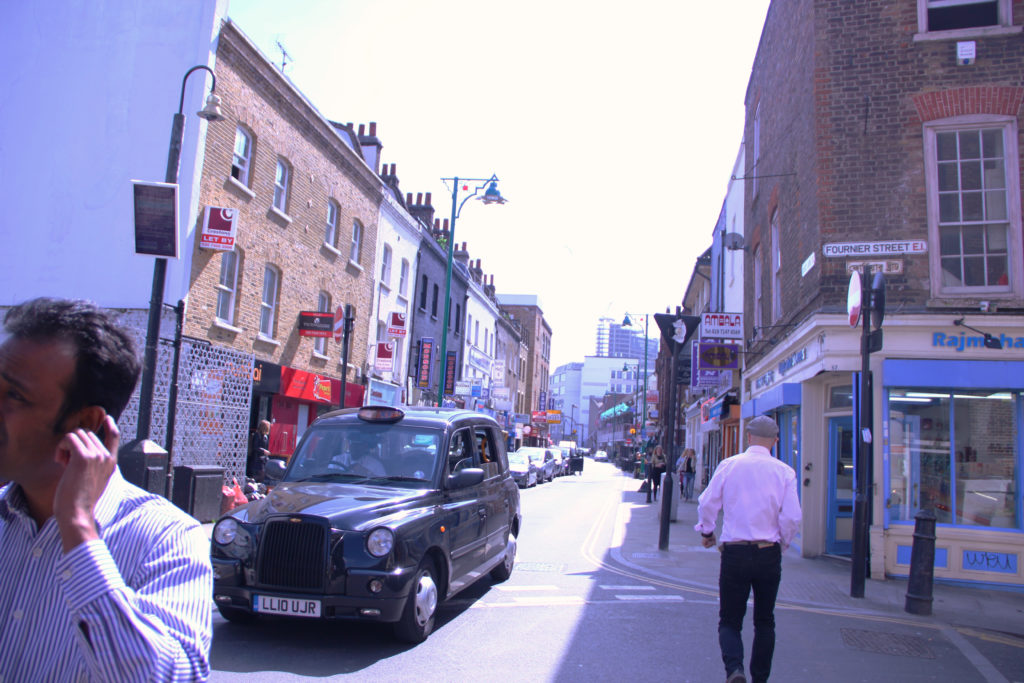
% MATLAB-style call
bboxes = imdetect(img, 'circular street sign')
[523,425,532,435]
[847,272,862,327]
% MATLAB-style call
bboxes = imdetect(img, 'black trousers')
[718,543,782,682]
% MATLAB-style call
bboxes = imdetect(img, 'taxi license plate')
[254,595,322,618]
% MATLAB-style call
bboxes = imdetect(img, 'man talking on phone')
[695,415,801,683]
[0,298,212,681]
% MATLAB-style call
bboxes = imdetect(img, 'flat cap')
[747,415,779,438]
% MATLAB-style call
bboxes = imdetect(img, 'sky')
[226,0,771,370]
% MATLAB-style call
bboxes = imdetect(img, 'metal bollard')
[904,508,937,615]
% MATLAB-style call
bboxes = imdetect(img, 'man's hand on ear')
[53,414,119,553]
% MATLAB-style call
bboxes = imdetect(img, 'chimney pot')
[358,123,365,136]
[390,163,396,175]
[434,219,440,229]
[462,242,467,251]
[416,192,423,204]
[443,219,449,230]
[425,192,431,205]
[369,122,377,136]
[406,193,413,204]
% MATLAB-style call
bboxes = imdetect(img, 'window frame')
[431,284,439,318]
[215,249,239,324]
[752,245,763,332]
[399,258,410,298]
[325,200,339,247]
[916,0,1018,38]
[419,275,428,312]
[314,291,331,356]
[770,209,782,321]
[923,114,1023,299]
[381,244,393,288]
[273,158,291,213]
[259,265,281,338]
[350,220,363,264]
[232,127,253,186]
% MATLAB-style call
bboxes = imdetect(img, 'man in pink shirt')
[695,415,802,683]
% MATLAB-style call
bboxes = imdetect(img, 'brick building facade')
[741,0,1024,587]
[188,20,382,456]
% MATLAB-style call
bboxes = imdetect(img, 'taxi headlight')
[212,518,239,545]
[366,528,395,557]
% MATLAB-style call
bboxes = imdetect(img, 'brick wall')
[186,22,382,384]
[745,0,1024,362]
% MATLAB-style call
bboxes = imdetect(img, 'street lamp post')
[435,175,506,406]
[622,314,650,446]
[136,65,225,441]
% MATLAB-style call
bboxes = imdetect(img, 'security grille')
[119,310,253,483]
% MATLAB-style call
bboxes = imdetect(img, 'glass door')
[827,416,855,555]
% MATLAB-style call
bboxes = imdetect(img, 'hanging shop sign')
[691,342,724,388]
[698,341,740,370]
[491,359,506,383]
[443,351,458,395]
[199,206,237,250]
[469,346,492,373]
[387,311,407,337]
[132,180,178,258]
[280,367,337,404]
[298,311,333,338]
[701,312,743,340]
[547,410,561,424]
[531,410,548,424]
[374,341,395,372]
[416,338,434,388]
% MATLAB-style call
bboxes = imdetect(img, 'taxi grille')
[257,518,328,591]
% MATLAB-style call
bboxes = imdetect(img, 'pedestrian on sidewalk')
[0,298,213,680]
[694,415,802,683]
[678,447,696,501]
[649,444,666,501]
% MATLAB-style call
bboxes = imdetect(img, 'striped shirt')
[0,469,213,682]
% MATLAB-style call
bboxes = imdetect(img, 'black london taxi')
[211,406,521,643]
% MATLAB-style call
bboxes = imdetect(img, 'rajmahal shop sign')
[933,330,1024,351]
[754,346,810,391]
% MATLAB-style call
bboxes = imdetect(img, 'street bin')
[119,438,170,496]
[172,465,226,523]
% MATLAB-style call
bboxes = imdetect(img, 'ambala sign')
[701,312,743,339]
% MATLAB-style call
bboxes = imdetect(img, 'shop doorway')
[827,416,855,555]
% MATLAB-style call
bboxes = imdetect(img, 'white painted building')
[1,2,228,315]
[367,189,423,406]
[463,276,499,409]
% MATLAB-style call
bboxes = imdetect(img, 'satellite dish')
[723,232,746,251]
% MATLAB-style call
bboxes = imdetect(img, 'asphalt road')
[208,462,1024,682]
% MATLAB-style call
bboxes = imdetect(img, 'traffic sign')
[847,272,862,327]
[333,306,345,342]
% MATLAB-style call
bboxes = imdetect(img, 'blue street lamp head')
[481,180,507,205]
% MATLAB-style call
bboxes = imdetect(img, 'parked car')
[516,446,556,483]
[508,450,538,488]
[211,406,522,643]
[593,450,609,462]
[547,447,566,477]
[557,447,574,476]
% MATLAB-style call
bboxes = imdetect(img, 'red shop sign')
[280,366,340,404]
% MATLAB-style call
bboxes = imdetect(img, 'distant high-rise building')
[595,317,657,372]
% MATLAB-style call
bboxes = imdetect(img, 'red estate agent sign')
[200,206,237,250]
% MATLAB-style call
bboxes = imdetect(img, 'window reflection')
[888,389,1019,529]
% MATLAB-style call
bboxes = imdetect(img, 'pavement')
[607,469,1024,643]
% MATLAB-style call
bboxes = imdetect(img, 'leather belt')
[723,541,778,549]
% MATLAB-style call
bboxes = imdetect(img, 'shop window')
[888,388,1019,529]
[829,385,854,409]
[925,118,1021,297]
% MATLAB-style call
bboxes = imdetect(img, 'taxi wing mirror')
[447,467,485,489]
[264,458,286,482]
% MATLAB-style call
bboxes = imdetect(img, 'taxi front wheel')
[394,560,439,643]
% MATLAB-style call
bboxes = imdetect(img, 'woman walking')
[678,447,697,501]
[650,445,667,501]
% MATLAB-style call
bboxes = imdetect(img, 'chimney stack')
[358,122,382,174]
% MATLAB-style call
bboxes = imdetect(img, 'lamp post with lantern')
[435,175,506,406]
